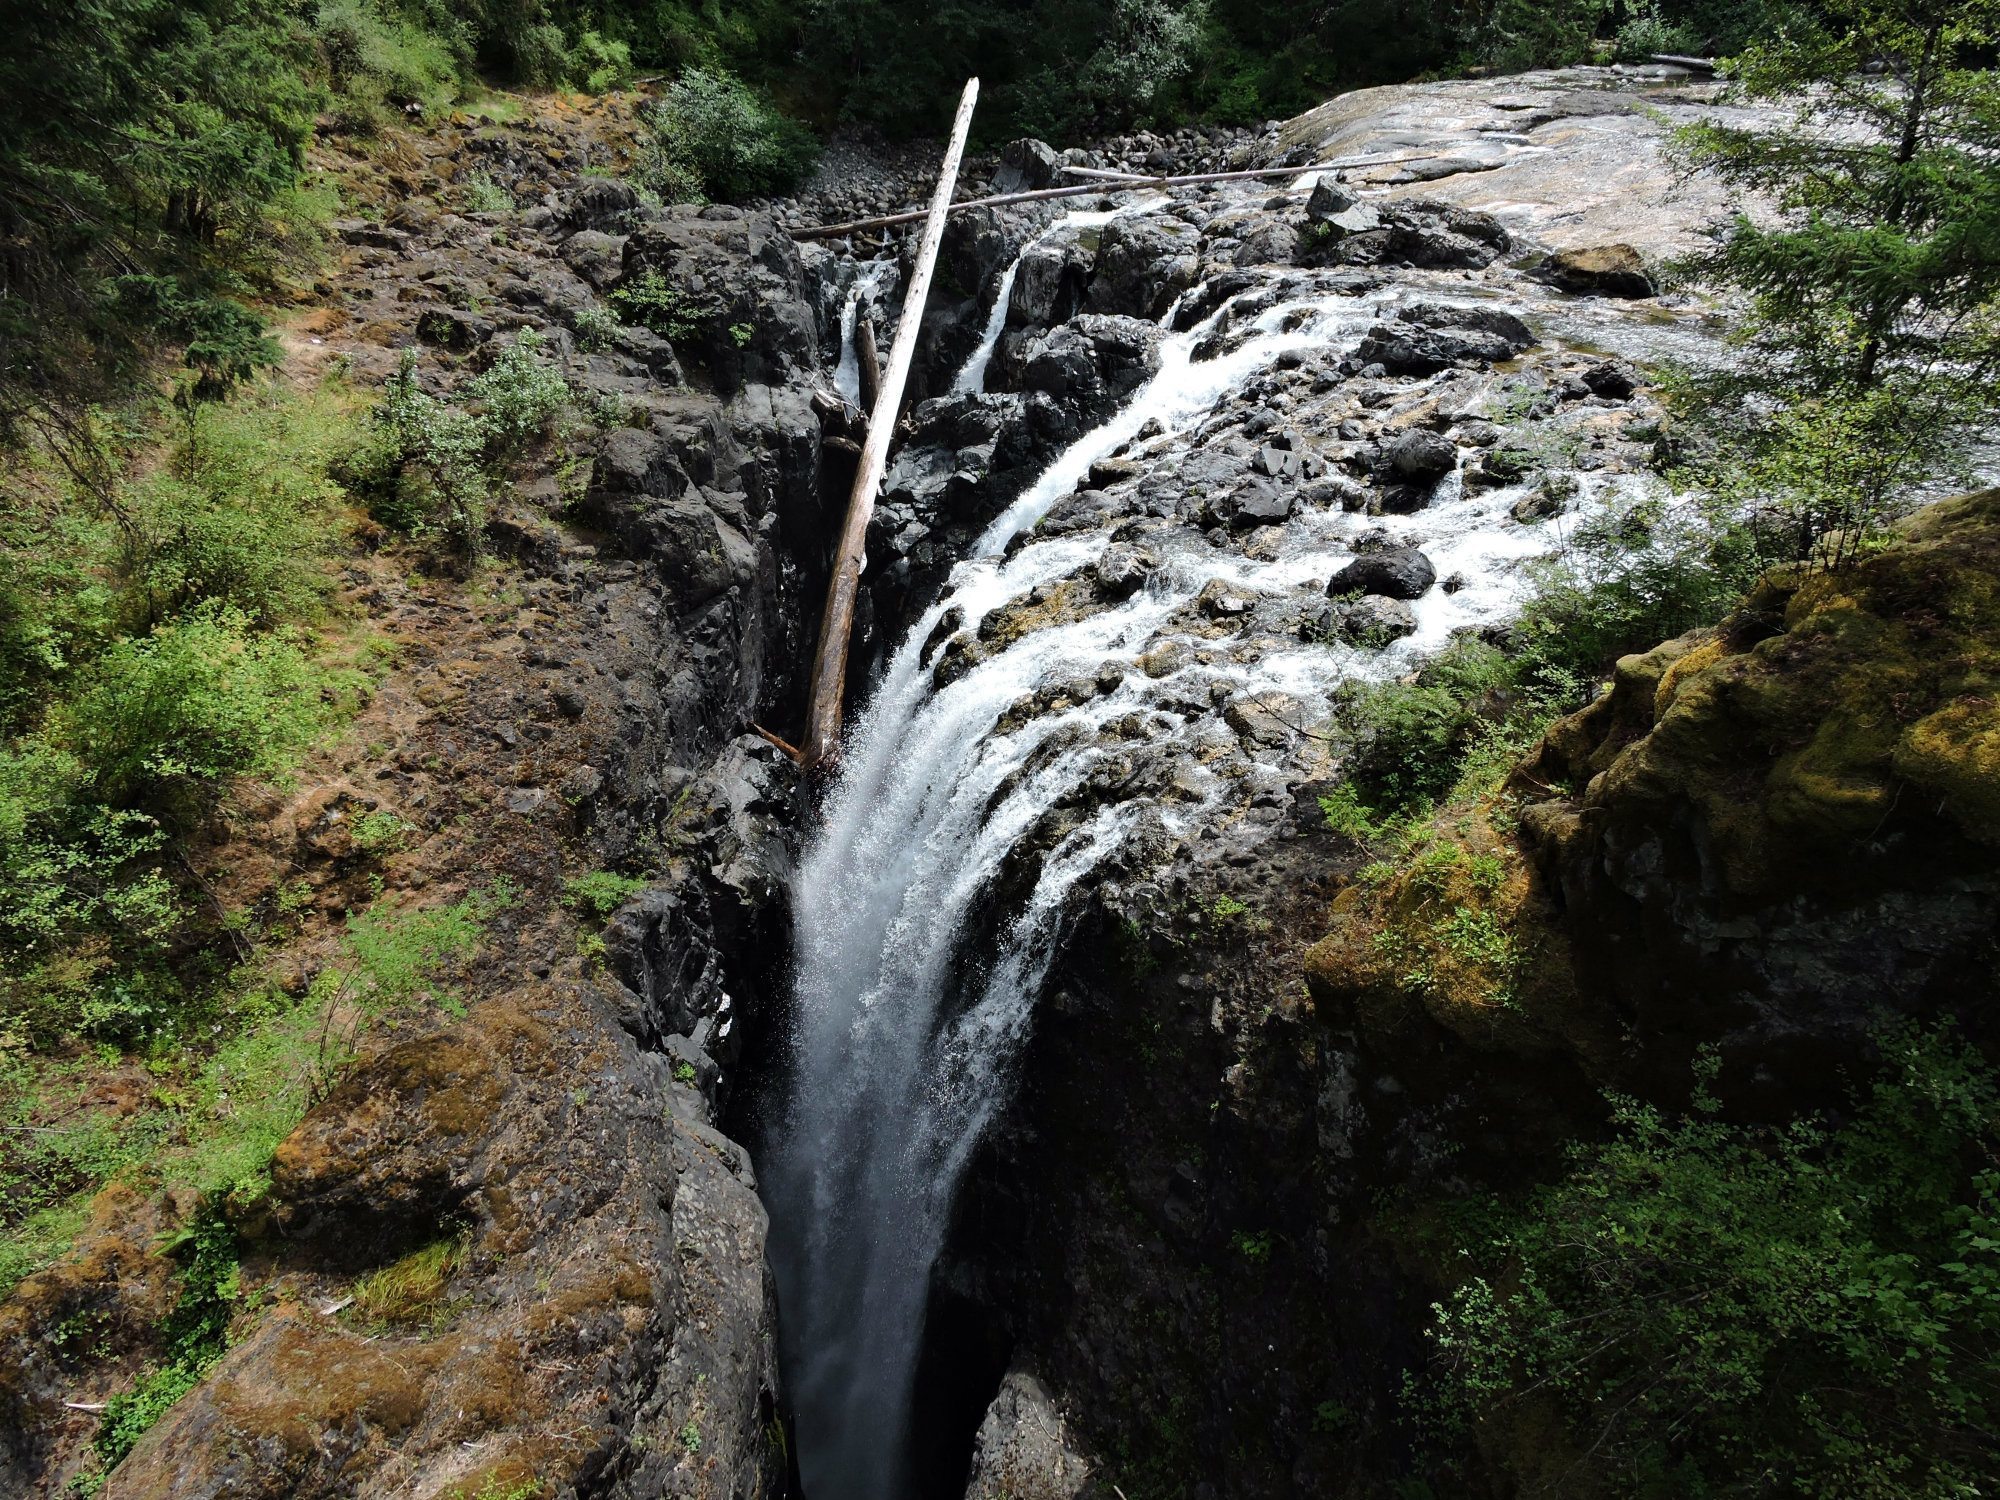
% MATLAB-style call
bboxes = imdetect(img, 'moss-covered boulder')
[1512,490,2000,1100]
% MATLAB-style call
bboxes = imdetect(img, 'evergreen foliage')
[1671,0,2000,563]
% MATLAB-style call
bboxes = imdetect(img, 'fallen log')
[1650,52,1720,72]
[800,77,981,775]
[855,308,882,415]
[790,153,1438,241]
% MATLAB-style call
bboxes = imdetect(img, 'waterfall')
[834,259,897,406]
[765,226,1660,1499]
[949,197,1167,398]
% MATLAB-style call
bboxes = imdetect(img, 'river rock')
[1095,543,1157,598]
[1305,178,1360,219]
[1085,216,1202,319]
[993,138,1063,195]
[1536,242,1657,297]
[1334,594,1419,646]
[1383,429,1457,483]
[1328,546,1437,600]
[1016,315,1164,422]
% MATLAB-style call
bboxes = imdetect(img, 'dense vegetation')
[1416,1029,2000,1497]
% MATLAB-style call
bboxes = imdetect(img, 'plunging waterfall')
[765,203,1668,1500]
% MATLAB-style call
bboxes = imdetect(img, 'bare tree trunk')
[789,154,1435,241]
[855,308,882,416]
[801,78,981,776]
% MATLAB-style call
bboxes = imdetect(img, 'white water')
[948,197,1166,397]
[767,227,1666,1500]
[834,259,898,406]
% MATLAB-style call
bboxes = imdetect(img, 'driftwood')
[855,309,882,414]
[801,78,981,774]
[1650,52,1720,72]
[791,153,1441,241]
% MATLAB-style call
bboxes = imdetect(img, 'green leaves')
[1668,0,2000,565]
[1421,1026,2000,1496]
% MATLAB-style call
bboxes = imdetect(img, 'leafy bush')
[369,334,568,547]
[1421,1026,2000,1497]
[123,386,348,631]
[94,1201,238,1475]
[642,67,818,203]
[608,269,699,341]
[570,302,620,352]
[462,331,569,451]
[562,869,649,920]
[314,0,462,129]
[54,606,333,819]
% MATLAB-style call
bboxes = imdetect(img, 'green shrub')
[53,606,334,820]
[1420,1026,2000,1497]
[123,387,349,631]
[371,335,568,547]
[314,0,462,128]
[462,331,569,452]
[562,869,649,920]
[459,173,516,214]
[373,352,490,546]
[95,1202,238,1473]
[608,269,699,341]
[570,303,619,353]
[642,67,818,203]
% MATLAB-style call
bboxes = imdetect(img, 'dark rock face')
[1306,197,1511,270]
[1015,314,1165,417]
[993,137,1063,195]
[1382,428,1456,483]
[1084,216,1202,320]
[621,207,820,392]
[1328,547,1438,600]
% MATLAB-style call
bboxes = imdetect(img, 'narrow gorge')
[4,28,1997,1500]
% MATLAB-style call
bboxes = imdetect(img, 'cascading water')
[948,198,1165,397]
[834,258,898,406]
[765,201,1682,1500]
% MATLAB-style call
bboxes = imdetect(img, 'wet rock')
[1304,178,1359,220]
[1017,315,1164,423]
[1009,235,1095,328]
[1328,546,1437,600]
[1382,428,1457,483]
[1197,580,1257,617]
[1211,478,1295,529]
[1537,242,1657,298]
[1333,594,1418,647]
[1085,217,1201,320]
[1139,640,1193,677]
[1512,472,1578,522]
[1095,543,1157,598]
[1582,360,1640,398]
[963,1371,1092,1500]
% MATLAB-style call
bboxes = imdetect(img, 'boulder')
[1305,178,1360,220]
[1095,543,1157,598]
[993,138,1063,195]
[963,1371,1092,1500]
[1333,594,1419,647]
[1537,243,1657,298]
[1017,315,1164,423]
[1084,217,1201,319]
[1328,547,1437,600]
[1383,429,1457,483]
